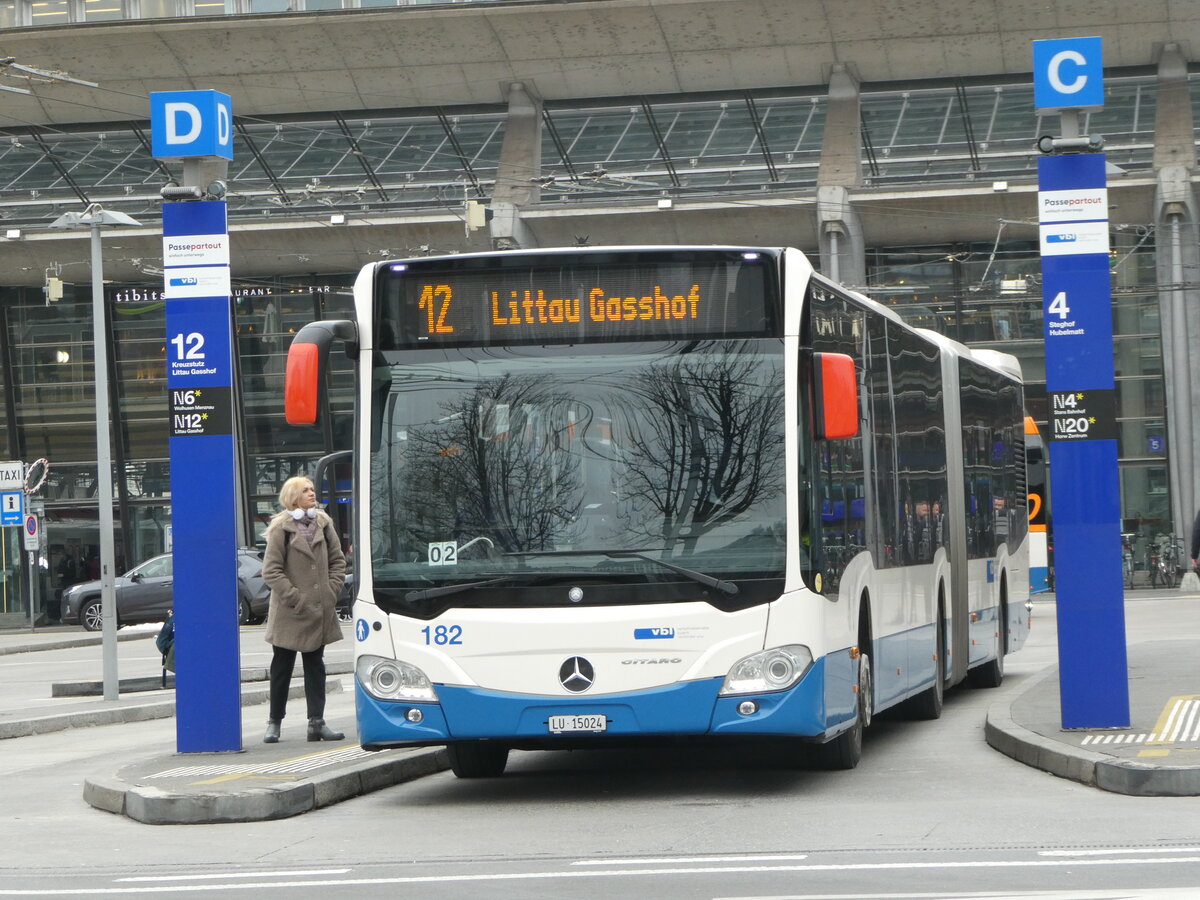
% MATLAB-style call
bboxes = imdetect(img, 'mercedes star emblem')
[559,656,595,693]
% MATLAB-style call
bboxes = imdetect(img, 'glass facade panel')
[9,297,99,462]
[0,527,24,619]
[82,0,124,19]
[28,0,70,23]
[141,0,181,16]
[0,76,1158,228]
[543,93,825,198]
[223,112,504,217]
[0,0,535,21]
[862,77,1157,186]
[0,272,360,621]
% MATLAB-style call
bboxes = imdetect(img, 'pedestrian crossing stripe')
[1077,695,1200,748]
[1145,695,1200,744]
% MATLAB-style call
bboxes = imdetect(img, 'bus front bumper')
[355,657,833,748]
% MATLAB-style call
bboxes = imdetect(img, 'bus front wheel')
[446,741,509,778]
[810,649,871,770]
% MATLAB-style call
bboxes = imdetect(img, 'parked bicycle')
[1147,533,1178,589]
[1165,535,1188,584]
[1120,532,1137,589]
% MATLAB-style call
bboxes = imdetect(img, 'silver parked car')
[62,549,271,631]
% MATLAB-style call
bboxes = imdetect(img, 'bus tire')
[446,741,509,778]
[969,587,1007,689]
[907,595,945,720]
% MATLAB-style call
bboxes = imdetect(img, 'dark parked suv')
[62,548,271,631]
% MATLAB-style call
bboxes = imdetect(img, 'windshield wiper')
[507,548,739,596]
[404,576,518,603]
[605,551,739,595]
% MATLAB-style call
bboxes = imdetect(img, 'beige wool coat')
[262,510,346,653]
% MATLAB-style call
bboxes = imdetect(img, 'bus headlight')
[719,645,813,696]
[356,654,439,702]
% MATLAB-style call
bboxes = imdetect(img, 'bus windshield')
[369,339,785,612]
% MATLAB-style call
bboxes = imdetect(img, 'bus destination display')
[377,252,777,348]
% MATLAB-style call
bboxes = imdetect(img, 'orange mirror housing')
[284,342,321,425]
[813,351,859,440]
[283,319,357,426]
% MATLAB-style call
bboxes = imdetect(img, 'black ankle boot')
[264,720,280,743]
[307,718,344,742]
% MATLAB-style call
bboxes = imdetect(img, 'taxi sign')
[0,460,24,490]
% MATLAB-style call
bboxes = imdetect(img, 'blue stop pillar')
[1034,37,1129,730]
[1038,152,1130,729]
[153,90,242,752]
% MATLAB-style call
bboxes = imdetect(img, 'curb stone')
[985,685,1200,797]
[84,747,450,824]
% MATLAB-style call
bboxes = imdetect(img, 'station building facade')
[0,0,1197,622]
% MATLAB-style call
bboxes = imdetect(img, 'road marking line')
[6,855,1200,895]
[572,855,810,866]
[1148,695,1200,744]
[1077,696,1200,750]
[116,870,350,882]
[1039,846,1200,856]
[717,890,1200,900]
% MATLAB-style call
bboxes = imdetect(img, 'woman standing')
[261,475,347,743]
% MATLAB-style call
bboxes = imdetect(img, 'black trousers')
[268,645,327,721]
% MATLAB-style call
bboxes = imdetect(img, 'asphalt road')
[2,596,1199,899]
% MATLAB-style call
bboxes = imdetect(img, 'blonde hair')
[278,475,314,511]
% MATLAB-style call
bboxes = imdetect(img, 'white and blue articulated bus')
[285,246,1030,777]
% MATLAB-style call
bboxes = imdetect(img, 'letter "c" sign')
[1033,37,1104,110]
[1047,50,1087,95]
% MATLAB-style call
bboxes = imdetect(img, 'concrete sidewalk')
[0,624,451,823]
[0,625,352,739]
[84,739,449,825]
[986,637,1200,797]
[4,601,1199,826]
[0,623,158,656]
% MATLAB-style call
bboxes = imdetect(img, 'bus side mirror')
[813,352,859,440]
[285,320,357,425]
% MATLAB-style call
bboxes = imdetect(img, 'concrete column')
[816,65,865,287]
[489,81,541,250]
[1152,44,1200,538]
[817,185,865,288]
